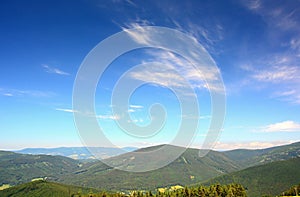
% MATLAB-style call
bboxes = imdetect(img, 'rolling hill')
[61,145,241,191]
[0,180,248,197]
[201,157,300,197]
[0,151,81,186]
[0,180,98,197]
[59,142,300,191]
[223,141,300,169]
[1,141,300,193]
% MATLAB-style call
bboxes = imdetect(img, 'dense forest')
[95,184,247,197]
[2,180,300,197]
[0,180,247,197]
[280,183,300,196]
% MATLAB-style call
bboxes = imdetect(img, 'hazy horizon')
[2,140,298,152]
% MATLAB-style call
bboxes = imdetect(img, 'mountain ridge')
[14,146,137,160]
[1,141,300,195]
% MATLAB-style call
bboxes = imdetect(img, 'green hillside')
[0,151,81,186]
[280,182,300,196]
[0,180,98,197]
[0,180,248,197]
[61,145,240,191]
[1,142,300,193]
[201,157,300,197]
[223,141,300,168]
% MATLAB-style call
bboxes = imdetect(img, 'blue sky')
[0,0,300,150]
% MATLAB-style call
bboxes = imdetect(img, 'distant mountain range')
[1,141,300,196]
[15,146,137,160]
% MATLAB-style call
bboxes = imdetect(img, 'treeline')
[78,183,247,197]
[280,182,300,196]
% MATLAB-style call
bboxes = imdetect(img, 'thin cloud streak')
[213,140,295,150]
[237,0,300,105]
[239,58,300,104]
[252,65,300,83]
[259,120,300,133]
[0,88,55,98]
[43,64,70,76]
[96,114,120,120]
[129,105,144,109]
[55,108,78,113]
[55,108,119,120]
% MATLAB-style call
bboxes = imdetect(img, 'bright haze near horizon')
[0,0,300,151]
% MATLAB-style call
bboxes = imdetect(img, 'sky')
[0,0,300,150]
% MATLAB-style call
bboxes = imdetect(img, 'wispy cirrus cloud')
[259,120,300,133]
[55,108,119,120]
[119,20,226,96]
[252,65,300,83]
[272,89,300,104]
[238,52,300,104]
[55,108,78,113]
[127,50,223,94]
[242,0,300,31]
[42,64,70,76]
[0,88,55,97]
[169,19,224,54]
[120,22,224,94]
[229,1,300,105]
[241,0,300,57]
[244,0,261,10]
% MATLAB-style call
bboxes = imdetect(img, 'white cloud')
[3,93,13,97]
[181,114,211,120]
[121,23,154,46]
[56,108,120,120]
[239,55,300,104]
[259,120,300,132]
[127,118,144,123]
[236,1,300,104]
[272,89,300,104]
[0,88,55,97]
[120,22,225,95]
[128,105,144,113]
[129,105,144,109]
[42,64,70,75]
[111,0,136,7]
[242,0,299,31]
[213,140,294,150]
[55,108,78,113]
[245,0,261,10]
[96,114,120,120]
[170,19,224,53]
[128,109,135,113]
[290,38,300,51]
[127,50,223,93]
[252,65,300,83]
